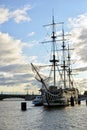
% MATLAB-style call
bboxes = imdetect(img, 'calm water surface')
[0,100,87,130]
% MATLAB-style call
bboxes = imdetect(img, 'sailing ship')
[31,16,79,106]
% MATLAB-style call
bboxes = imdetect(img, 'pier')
[78,94,87,101]
[78,94,87,105]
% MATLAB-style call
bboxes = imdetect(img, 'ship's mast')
[67,44,74,88]
[61,27,68,88]
[68,45,71,88]
[50,15,58,86]
[42,16,63,87]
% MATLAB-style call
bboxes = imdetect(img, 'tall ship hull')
[42,87,78,106]
[31,15,79,107]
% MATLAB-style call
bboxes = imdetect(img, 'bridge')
[0,94,38,100]
[0,93,87,102]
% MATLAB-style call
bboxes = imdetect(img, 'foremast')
[44,15,64,87]
[50,16,69,89]
[50,15,59,87]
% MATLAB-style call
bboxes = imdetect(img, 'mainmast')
[61,27,68,88]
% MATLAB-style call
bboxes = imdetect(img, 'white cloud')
[27,32,35,37]
[68,14,87,65]
[76,78,87,93]
[67,14,87,93]
[12,5,31,23]
[0,32,26,65]
[0,32,41,94]
[0,5,31,24]
[68,14,87,28]
[29,56,38,62]
[0,32,35,92]
[23,40,39,49]
[0,8,10,24]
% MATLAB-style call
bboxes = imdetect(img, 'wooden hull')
[42,88,78,107]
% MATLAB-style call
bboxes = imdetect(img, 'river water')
[0,100,87,130]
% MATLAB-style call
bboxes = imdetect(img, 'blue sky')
[0,0,87,94]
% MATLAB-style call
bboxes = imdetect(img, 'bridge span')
[0,94,38,100]
[0,94,87,102]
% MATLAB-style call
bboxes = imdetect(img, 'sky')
[0,0,87,94]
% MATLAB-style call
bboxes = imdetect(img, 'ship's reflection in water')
[0,101,86,130]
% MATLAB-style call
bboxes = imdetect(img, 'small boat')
[31,15,79,107]
[32,95,43,106]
